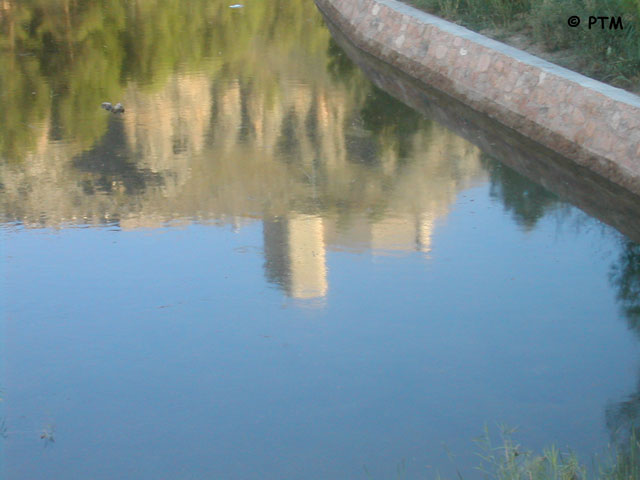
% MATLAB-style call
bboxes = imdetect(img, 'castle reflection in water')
[1,68,486,299]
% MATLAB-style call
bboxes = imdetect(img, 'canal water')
[1,0,640,478]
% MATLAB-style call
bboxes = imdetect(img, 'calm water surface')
[2,1,640,478]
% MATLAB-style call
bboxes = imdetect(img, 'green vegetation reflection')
[0,0,328,160]
[3,1,640,473]
[0,0,486,242]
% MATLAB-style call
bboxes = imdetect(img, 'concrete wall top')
[380,0,640,107]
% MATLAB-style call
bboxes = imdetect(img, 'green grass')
[362,426,640,479]
[452,425,640,480]
[405,0,640,91]
[472,425,587,480]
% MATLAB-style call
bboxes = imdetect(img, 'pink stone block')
[478,54,491,72]
[585,120,597,137]
[435,44,447,59]
[572,108,586,125]
[593,131,614,153]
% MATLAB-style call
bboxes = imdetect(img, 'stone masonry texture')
[315,0,640,194]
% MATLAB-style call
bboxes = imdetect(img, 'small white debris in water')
[460,48,468,56]
[229,4,243,7]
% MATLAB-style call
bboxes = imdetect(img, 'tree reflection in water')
[3,2,640,477]
[480,153,561,230]
[607,240,640,456]
[481,149,640,466]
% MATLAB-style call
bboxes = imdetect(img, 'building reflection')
[261,212,439,300]
[262,212,441,300]
[0,0,488,300]
[0,68,486,299]
[264,215,328,299]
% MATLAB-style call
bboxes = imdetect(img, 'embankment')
[314,0,640,195]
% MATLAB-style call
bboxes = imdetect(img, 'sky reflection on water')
[2,0,640,479]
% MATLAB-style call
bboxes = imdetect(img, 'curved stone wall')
[315,0,640,194]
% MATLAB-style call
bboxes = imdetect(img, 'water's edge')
[314,0,640,196]
[320,10,640,243]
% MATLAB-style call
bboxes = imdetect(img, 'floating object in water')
[229,4,243,8]
[101,102,125,113]
[40,425,55,445]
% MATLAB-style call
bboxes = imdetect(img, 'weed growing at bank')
[454,425,640,480]
[407,0,640,90]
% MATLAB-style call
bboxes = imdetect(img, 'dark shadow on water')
[610,240,640,336]
[480,152,560,231]
[359,86,424,162]
[72,118,164,195]
[325,19,640,468]
[321,12,640,244]
[263,217,292,295]
[326,37,357,83]
[604,240,640,468]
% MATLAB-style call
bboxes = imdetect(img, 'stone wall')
[315,0,640,194]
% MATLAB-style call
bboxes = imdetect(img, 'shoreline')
[314,0,640,195]
[322,11,640,243]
